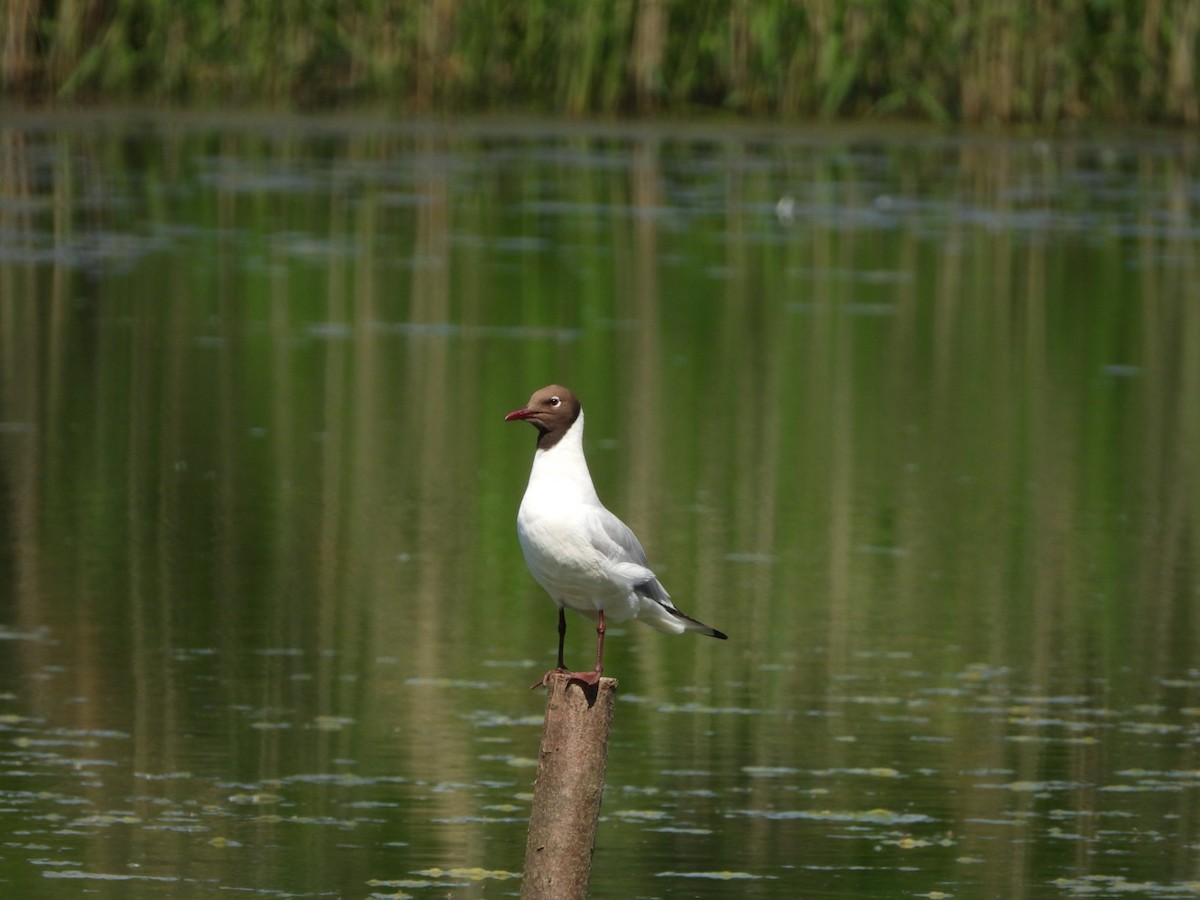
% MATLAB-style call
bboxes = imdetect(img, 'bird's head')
[505,385,581,441]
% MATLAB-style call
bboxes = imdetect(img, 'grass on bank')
[2,0,1197,124]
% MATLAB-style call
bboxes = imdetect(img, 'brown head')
[505,385,582,450]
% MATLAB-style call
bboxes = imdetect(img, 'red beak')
[505,407,535,422]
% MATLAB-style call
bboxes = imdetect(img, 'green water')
[1,114,1198,899]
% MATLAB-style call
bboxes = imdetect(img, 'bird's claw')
[530,667,569,690]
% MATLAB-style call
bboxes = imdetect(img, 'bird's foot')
[530,667,569,690]
[567,670,602,688]
[529,668,603,690]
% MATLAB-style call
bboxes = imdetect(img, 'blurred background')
[2,0,1198,123]
[2,4,1200,900]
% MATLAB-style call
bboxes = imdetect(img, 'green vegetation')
[2,0,1197,123]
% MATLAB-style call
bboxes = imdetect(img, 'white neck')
[526,410,601,505]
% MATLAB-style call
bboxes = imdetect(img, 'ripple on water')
[1053,875,1200,896]
[734,808,936,825]
[657,870,777,882]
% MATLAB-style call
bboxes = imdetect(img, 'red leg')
[593,610,606,674]
[531,609,607,690]
[567,610,605,688]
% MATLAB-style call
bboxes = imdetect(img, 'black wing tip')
[640,586,728,640]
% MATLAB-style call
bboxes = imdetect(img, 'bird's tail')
[672,608,728,639]
[635,582,727,639]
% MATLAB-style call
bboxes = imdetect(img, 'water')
[1,114,1199,898]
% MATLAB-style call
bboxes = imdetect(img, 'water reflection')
[1,116,1199,898]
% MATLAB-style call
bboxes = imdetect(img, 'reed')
[2,0,1196,123]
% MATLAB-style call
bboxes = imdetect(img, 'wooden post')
[521,673,618,900]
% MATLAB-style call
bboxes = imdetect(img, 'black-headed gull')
[506,385,727,688]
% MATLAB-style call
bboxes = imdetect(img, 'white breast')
[515,413,642,620]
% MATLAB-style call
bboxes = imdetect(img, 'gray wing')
[590,506,652,566]
[587,505,725,637]
[589,506,677,607]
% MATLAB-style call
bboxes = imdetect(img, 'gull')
[505,385,727,688]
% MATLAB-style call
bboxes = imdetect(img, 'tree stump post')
[521,673,618,900]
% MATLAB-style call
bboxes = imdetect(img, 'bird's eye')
[549,396,561,407]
